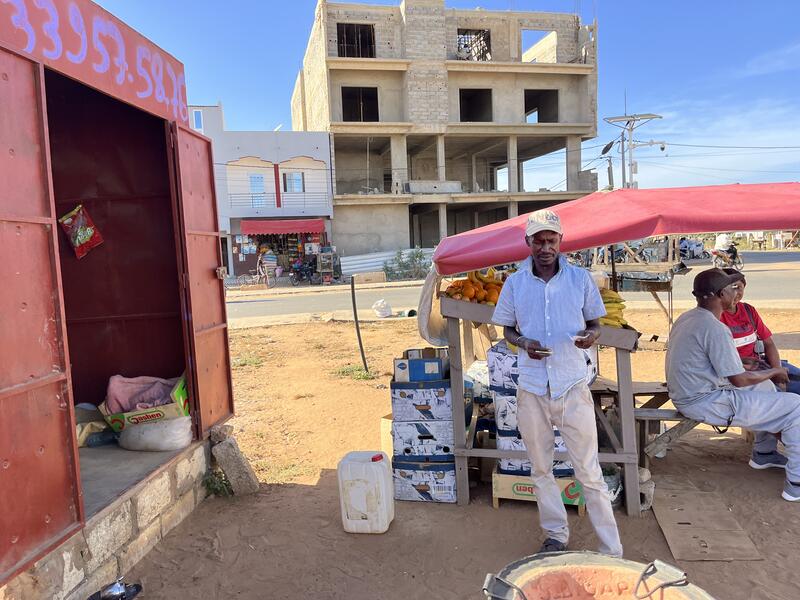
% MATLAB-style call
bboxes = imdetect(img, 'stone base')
[0,442,210,600]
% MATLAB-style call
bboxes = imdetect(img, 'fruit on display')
[443,268,505,306]
[599,288,627,328]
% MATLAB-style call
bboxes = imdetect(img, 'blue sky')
[97,0,800,189]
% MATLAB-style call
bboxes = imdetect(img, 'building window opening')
[342,87,379,122]
[192,109,203,132]
[456,29,492,61]
[283,172,305,193]
[522,29,558,63]
[337,23,376,58]
[524,89,559,123]
[459,89,493,122]
[249,173,266,207]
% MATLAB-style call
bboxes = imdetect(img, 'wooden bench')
[634,408,700,466]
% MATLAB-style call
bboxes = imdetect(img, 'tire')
[236,275,249,287]
[712,256,725,269]
[290,274,300,286]
[701,250,710,259]
[266,273,277,288]
[734,256,744,271]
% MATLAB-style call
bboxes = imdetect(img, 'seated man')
[666,268,800,502]
[719,268,800,396]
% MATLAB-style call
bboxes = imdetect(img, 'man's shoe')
[782,481,800,502]
[749,450,788,470]
[538,538,567,553]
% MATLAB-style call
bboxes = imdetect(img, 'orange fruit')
[462,285,475,299]
[486,290,499,304]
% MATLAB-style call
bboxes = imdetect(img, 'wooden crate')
[492,468,586,515]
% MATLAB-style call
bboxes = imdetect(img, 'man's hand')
[770,367,790,386]
[573,329,600,350]
[518,337,550,360]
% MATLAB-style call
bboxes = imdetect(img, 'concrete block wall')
[298,4,332,131]
[406,62,449,124]
[0,443,210,600]
[332,204,410,255]
[517,13,581,64]
[326,6,403,59]
[445,13,513,61]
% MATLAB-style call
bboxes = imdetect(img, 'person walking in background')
[492,209,623,556]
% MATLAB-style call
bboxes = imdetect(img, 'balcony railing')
[228,192,332,215]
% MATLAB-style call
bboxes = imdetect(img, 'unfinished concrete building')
[292,0,598,256]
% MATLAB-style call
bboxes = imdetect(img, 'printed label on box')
[392,420,454,458]
[488,341,519,393]
[496,430,574,476]
[393,461,456,503]
[494,393,518,431]
[391,381,452,421]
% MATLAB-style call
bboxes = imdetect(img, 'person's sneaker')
[749,450,788,470]
[781,481,800,502]
[538,538,567,553]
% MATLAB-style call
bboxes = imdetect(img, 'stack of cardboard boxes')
[384,348,458,503]
[488,341,575,477]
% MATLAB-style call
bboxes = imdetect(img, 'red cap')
[371,453,384,462]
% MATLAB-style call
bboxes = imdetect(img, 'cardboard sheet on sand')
[653,489,762,561]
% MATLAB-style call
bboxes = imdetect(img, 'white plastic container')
[337,451,395,534]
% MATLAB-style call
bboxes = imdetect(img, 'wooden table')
[442,297,644,517]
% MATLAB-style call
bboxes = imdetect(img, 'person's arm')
[763,337,782,370]
[576,273,605,349]
[729,367,788,388]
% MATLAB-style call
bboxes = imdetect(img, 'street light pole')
[604,113,663,189]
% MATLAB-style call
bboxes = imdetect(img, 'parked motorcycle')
[710,242,743,270]
[289,262,321,286]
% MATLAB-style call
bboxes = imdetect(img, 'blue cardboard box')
[394,348,449,382]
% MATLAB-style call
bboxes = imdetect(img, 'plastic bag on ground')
[371,299,393,318]
[118,416,192,452]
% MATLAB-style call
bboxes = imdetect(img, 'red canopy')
[432,182,800,275]
[240,218,326,235]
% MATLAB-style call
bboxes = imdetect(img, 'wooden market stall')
[439,296,643,516]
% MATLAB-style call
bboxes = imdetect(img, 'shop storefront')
[236,218,332,278]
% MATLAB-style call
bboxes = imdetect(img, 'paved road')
[225,252,800,319]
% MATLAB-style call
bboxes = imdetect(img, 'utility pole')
[604,113,662,188]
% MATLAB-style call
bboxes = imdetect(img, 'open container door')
[169,124,234,434]
[0,51,82,584]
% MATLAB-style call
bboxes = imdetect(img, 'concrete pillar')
[438,203,448,241]
[437,135,446,181]
[507,136,519,193]
[471,154,478,192]
[566,135,581,191]
[390,135,408,194]
[508,201,519,218]
[412,213,421,246]
[473,210,480,229]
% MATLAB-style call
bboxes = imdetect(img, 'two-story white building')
[189,104,334,276]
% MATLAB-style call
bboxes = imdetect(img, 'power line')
[636,160,800,175]
[635,140,800,150]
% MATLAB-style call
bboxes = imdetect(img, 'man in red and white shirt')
[719,268,800,470]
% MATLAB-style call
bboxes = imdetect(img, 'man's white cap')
[525,209,562,237]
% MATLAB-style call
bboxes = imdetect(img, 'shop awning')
[432,182,800,275]
[240,218,326,235]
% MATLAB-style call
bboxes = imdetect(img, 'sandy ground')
[130,310,800,600]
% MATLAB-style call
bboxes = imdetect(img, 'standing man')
[666,268,800,501]
[492,210,622,556]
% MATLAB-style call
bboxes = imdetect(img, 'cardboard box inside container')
[99,376,189,432]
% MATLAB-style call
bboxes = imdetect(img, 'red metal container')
[1,0,232,584]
